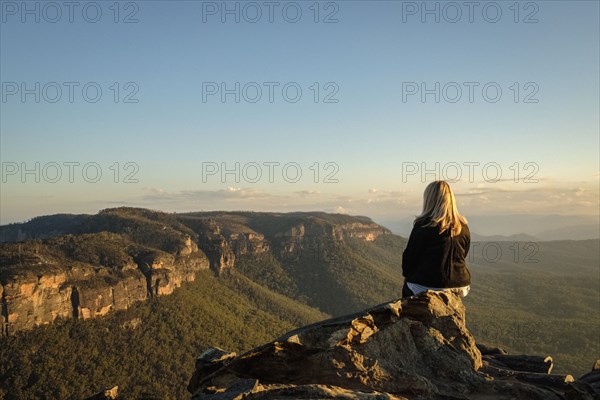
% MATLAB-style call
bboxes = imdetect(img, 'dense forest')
[0,270,327,400]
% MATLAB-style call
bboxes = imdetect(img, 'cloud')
[142,187,167,194]
[128,180,600,221]
[294,190,321,197]
[179,187,271,200]
[367,188,406,197]
[333,206,352,214]
[454,183,599,215]
[493,177,547,183]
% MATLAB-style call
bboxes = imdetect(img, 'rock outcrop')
[0,234,209,335]
[188,291,599,400]
[177,212,389,273]
[84,385,119,400]
[268,218,388,262]
[565,362,600,400]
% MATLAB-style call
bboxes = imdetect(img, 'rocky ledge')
[187,291,599,400]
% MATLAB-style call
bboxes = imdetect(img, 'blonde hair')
[415,181,467,236]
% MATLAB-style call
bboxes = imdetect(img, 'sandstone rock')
[228,232,270,256]
[178,235,199,256]
[482,354,554,374]
[0,236,210,335]
[476,342,508,356]
[197,381,410,400]
[196,236,236,275]
[188,348,238,394]
[338,222,389,242]
[564,364,600,400]
[110,272,148,310]
[0,269,73,333]
[482,364,573,388]
[76,283,113,319]
[188,291,593,400]
[189,291,484,399]
[84,385,118,400]
[121,317,142,330]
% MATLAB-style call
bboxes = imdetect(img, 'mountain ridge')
[0,207,392,335]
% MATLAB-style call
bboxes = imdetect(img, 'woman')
[402,180,471,297]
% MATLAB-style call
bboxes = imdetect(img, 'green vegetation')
[0,270,326,400]
[464,240,600,376]
[234,253,300,300]
[0,207,197,254]
[233,235,406,317]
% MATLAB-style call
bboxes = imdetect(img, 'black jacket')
[402,220,471,288]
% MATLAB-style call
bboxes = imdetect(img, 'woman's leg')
[402,281,414,298]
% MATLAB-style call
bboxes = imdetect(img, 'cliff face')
[0,233,210,335]
[178,212,389,274]
[2,269,74,333]
[188,291,599,400]
[270,220,386,261]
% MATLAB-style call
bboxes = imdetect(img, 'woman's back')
[402,220,471,288]
[401,180,472,297]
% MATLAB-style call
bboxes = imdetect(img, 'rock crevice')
[70,286,80,320]
[1,283,8,335]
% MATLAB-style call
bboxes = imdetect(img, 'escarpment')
[0,208,391,335]
[177,211,389,274]
[0,233,209,335]
[176,211,395,316]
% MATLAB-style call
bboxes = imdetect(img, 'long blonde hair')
[415,181,467,236]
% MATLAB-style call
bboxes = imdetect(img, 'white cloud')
[333,206,352,214]
[294,190,321,197]
[129,179,600,221]
[142,187,167,194]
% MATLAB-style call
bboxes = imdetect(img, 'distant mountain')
[376,214,599,241]
[470,232,540,242]
[372,216,414,236]
[536,223,600,241]
[0,213,89,242]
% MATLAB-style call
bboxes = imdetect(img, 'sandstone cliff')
[0,232,209,335]
[187,291,599,400]
[176,211,388,274]
[1,208,391,335]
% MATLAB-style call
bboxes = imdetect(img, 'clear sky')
[1,0,599,227]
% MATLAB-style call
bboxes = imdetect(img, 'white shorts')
[407,281,471,297]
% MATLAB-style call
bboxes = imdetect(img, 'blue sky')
[1,0,599,227]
